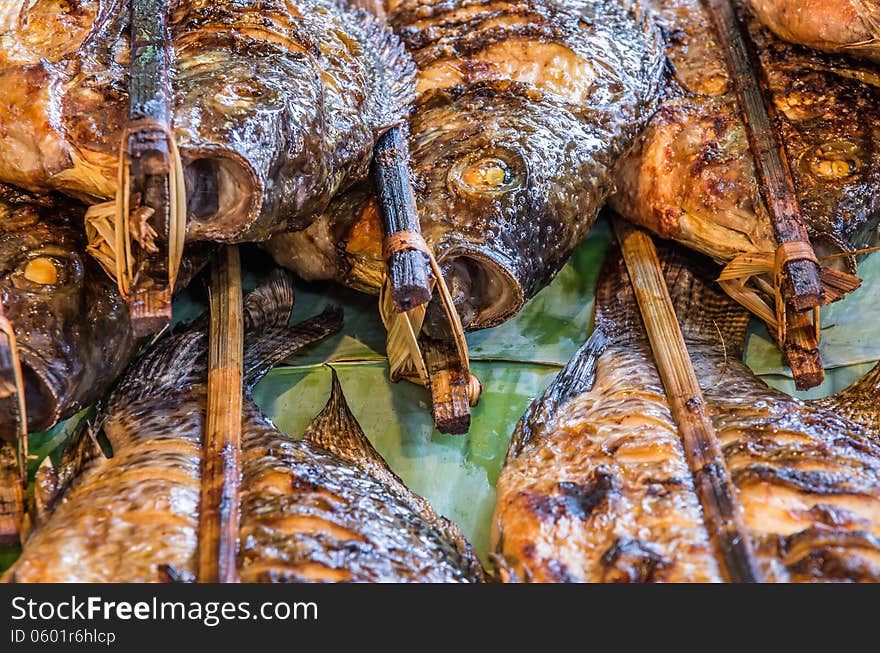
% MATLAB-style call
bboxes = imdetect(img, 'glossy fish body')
[0,0,414,242]
[4,273,484,582]
[611,0,880,266]
[748,0,880,62]
[268,0,665,333]
[0,185,136,437]
[493,242,880,582]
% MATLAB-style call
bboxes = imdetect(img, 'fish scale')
[0,0,415,242]
[268,0,665,335]
[4,271,485,583]
[493,242,880,582]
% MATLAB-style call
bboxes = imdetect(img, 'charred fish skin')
[0,0,415,242]
[268,0,666,333]
[611,0,880,265]
[748,0,880,62]
[0,185,136,437]
[493,240,880,583]
[5,272,484,583]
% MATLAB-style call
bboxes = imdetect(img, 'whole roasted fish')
[0,185,136,437]
[4,272,484,582]
[611,0,880,268]
[748,0,880,62]
[267,0,665,334]
[0,0,414,241]
[493,240,880,582]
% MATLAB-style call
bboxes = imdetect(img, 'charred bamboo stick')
[198,246,243,583]
[373,126,433,313]
[702,0,823,312]
[785,308,824,391]
[615,220,761,583]
[422,337,473,435]
[0,442,24,547]
[125,0,176,337]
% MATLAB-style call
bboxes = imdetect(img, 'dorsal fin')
[242,307,343,393]
[506,329,609,461]
[812,362,880,437]
[303,368,488,580]
[303,368,401,483]
[595,238,751,357]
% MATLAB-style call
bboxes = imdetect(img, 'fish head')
[410,82,604,336]
[0,188,133,438]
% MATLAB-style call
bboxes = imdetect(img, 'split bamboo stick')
[198,246,244,583]
[615,220,761,583]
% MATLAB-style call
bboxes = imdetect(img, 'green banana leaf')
[4,220,878,571]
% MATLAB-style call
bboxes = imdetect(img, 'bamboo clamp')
[702,0,862,388]
[115,0,186,338]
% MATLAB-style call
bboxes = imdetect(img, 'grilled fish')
[748,0,880,62]
[611,0,880,267]
[267,0,665,334]
[4,271,484,582]
[0,185,136,437]
[493,239,880,582]
[0,0,414,242]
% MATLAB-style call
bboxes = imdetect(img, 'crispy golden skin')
[749,0,880,61]
[0,0,414,242]
[494,244,880,583]
[5,274,484,583]
[611,0,880,265]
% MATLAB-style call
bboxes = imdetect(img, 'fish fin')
[304,368,487,581]
[242,307,343,393]
[31,417,107,526]
[243,269,295,332]
[350,6,417,132]
[302,367,399,480]
[811,362,880,435]
[506,328,609,461]
[596,236,751,357]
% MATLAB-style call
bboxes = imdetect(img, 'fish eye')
[801,139,861,181]
[13,254,77,290]
[460,159,510,190]
[448,151,523,197]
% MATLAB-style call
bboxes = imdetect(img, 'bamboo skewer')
[122,0,183,337]
[700,0,850,389]
[615,220,761,583]
[373,126,433,313]
[197,246,244,583]
[702,0,822,311]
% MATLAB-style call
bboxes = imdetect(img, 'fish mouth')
[421,246,524,338]
[0,346,61,439]
[183,150,261,242]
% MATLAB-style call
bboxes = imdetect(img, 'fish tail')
[596,229,751,357]
[243,268,295,331]
[812,362,880,435]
